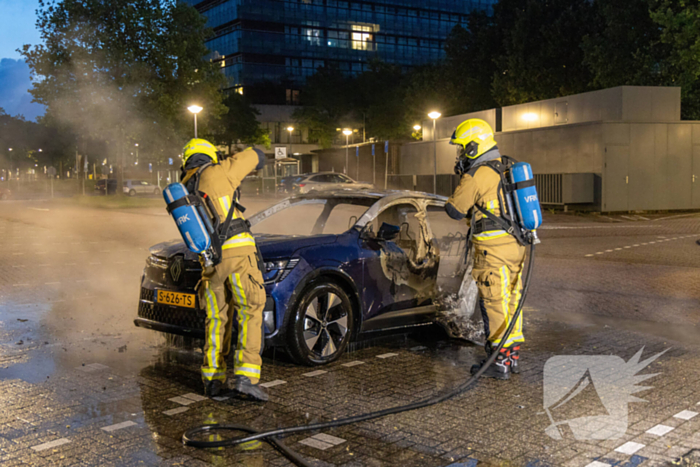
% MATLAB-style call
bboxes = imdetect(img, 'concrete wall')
[602,122,700,212]
[501,86,681,132]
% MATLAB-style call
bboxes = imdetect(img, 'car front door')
[359,201,438,319]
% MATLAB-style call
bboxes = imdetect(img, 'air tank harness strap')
[503,179,536,193]
[166,194,200,214]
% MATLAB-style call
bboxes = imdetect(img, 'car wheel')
[287,281,353,365]
[128,189,137,197]
[153,188,160,195]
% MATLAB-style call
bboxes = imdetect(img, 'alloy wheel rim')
[302,292,348,358]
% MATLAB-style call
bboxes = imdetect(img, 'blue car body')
[135,190,469,357]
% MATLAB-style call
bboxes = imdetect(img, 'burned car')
[135,190,471,365]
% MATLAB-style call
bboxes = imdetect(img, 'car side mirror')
[377,222,401,241]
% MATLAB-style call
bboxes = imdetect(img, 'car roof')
[289,188,447,203]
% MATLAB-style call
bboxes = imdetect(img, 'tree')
[22,0,226,192]
[214,92,270,154]
[490,0,597,106]
[353,61,410,140]
[293,66,354,149]
[649,1,700,119]
[582,0,660,90]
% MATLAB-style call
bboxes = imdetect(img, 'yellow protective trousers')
[471,237,526,347]
[198,252,266,384]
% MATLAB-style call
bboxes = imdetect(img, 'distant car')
[95,179,118,195]
[279,174,307,193]
[0,186,11,200]
[291,172,373,193]
[123,179,160,196]
[135,190,471,365]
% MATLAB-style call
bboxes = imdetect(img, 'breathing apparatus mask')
[454,142,479,175]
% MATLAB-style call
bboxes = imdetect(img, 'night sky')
[0,0,45,121]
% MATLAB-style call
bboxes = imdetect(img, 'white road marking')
[12,284,29,287]
[212,396,229,402]
[341,361,365,367]
[674,410,698,420]
[30,208,50,212]
[584,462,610,467]
[181,393,208,402]
[299,437,334,450]
[168,396,195,406]
[163,407,189,416]
[302,370,328,377]
[260,380,287,388]
[646,424,674,436]
[312,433,346,446]
[31,438,70,451]
[615,441,645,455]
[585,254,594,257]
[101,421,137,432]
[376,352,399,359]
[44,282,61,285]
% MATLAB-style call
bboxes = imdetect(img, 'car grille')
[138,288,205,330]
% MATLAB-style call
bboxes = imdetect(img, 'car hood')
[149,234,338,262]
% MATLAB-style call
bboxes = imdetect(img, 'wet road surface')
[0,199,699,467]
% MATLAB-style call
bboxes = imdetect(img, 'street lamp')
[187,105,203,138]
[413,125,421,131]
[286,126,294,156]
[134,143,139,165]
[342,129,353,175]
[428,111,441,194]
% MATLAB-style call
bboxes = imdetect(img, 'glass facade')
[185,0,496,96]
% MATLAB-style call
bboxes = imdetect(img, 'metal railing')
[534,174,563,205]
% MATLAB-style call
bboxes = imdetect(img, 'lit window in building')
[235,87,243,95]
[303,22,321,46]
[351,24,374,50]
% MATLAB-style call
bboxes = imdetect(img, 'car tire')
[153,188,159,195]
[128,189,137,197]
[286,280,354,366]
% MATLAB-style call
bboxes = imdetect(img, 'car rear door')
[359,201,437,318]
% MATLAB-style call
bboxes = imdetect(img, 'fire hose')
[182,243,536,467]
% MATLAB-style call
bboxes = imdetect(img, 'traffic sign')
[384,141,389,153]
[356,146,359,157]
[372,144,375,156]
[47,166,56,177]
[275,147,287,160]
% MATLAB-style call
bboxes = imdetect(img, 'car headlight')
[263,258,300,283]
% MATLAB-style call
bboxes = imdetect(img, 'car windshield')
[250,198,375,236]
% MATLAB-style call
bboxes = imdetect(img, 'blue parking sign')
[384,140,389,153]
[356,146,359,157]
[168,158,173,165]
[372,144,375,156]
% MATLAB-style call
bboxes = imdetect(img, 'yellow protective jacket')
[445,157,515,245]
[185,148,261,258]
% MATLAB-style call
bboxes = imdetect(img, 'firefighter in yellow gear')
[180,138,269,400]
[444,119,525,380]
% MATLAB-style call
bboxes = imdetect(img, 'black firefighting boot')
[470,342,510,380]
[508,344,521,374]
[203,379,226,397]
[230,376,269,402]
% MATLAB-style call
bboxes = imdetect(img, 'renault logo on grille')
[170,257,183,284]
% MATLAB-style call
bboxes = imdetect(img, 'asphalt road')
[0,198,699,467]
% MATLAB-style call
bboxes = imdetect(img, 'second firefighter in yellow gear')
[445,119,526,380]
[180,138,269,400]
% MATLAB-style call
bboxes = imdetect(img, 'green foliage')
[21,0,226,168]
[293,66,354,149]
[214,93,270,153]
[490,0,596,105]
[649,0,700,119]
[0,108,76,172]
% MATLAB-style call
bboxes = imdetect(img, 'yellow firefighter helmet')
[449,118,497,159]
[182,138,219,167]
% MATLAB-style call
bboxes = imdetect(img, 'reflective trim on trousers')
[202,369,226,381]
[204,288,222,376]
[230,273,250,368]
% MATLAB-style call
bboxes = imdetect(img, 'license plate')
[156,290,196,308]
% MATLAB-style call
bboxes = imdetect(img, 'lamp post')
[134,143,139,166]
[428,111,442,194]
[286,126,294,157]
[342,129,353,175]
[187,105,203,138]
